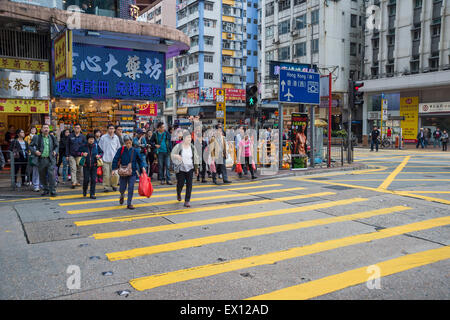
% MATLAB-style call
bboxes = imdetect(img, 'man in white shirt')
[98,124,121,192]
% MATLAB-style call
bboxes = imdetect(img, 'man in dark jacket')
[370,126,380,152]
[30,124,59,196]
[66,123,86,188]
[150,122,172,185]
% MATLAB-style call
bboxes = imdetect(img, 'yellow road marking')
[403,191,450,194]
[59,184,282,206]
[74,193,324,227]
[67,187,306,215]
[247,245,450,300]
[393,192,450,205]
[50,181,261,200]
[95,193,352,241]
[106,205,407,261]
[377,156,410,191]
[325,179,450,182]
[129,216,450,291]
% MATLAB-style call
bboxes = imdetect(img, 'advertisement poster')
[400,97,419,143]
[291,113,308,169]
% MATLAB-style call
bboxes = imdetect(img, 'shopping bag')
[78,156,86,167]
[209,160,216,173]
[111,170,119,186]
[252,162,256,171]
[97,158,103,167]
[235,163,243,174]
[97,166,103,177]
[138,171,153,198]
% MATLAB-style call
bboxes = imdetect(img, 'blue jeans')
[370,139,379,151]
[61,156,69,181]
[119,175,136,206]
[158,152,171,182]
[416,138,424,149]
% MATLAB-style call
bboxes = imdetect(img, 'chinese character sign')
[54,30,73,81]
[53,43,165,101]
[400,97,419,143]
[0,71,49,99]
[138,103,157,116]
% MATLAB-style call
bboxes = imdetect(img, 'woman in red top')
[238,133,256,179]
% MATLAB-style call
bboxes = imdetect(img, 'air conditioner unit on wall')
[227,33,233,39]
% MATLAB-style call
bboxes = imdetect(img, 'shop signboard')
[138,103,157,116]
[224,88,245,101]
[187,88,199,105]
[0,99,49,113]
[53,43,165,101]
[0,57,49,72]
[53,30,73,81]
[291,113,309,169]
[419,101,450,114]
[400,97,419,143]
[0,71,49,99]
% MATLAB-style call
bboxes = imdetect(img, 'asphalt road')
[0,148,449,301]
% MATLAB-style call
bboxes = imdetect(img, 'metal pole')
[310,105,315,168]
[278,102,283,170]
[328,74,332,167]
[348,106,352,164]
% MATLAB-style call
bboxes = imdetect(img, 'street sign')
[279,69,320,104]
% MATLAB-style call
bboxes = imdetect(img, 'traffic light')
[353,81,364,107]
[246,84,258,108]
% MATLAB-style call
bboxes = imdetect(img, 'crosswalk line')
[106,204,405,261]
[129,216,450,291]
[95,193,352,241]
[66,187,307,215]
[59,184,283,206]
[74,193,329,227]
[50,181,261,200]
[247,245,450,300]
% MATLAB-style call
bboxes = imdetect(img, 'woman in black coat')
[9,128,29,188]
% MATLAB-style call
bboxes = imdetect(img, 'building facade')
[258,0,366,131]
[360,0,450,144]
[175,0,258,126]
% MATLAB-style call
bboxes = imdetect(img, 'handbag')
[117,146,133,177]
[97,158,103,167]
[97,166,103,177]
[78,156,86,167]
[235,163,243,174]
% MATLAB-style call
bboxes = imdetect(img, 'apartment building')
[360,0,450,143]
[174,0,259,125]
[138,0,178,124]
[259,0,366,131]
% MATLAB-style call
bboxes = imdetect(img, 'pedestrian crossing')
[52,178,450,299]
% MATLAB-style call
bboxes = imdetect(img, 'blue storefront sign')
[279,69,320,105]
[53,43,165,101]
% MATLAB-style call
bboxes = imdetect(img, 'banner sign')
[419,101,450,114]
[400,97,419,142]
[199,87,214,101]
[187,88,199,105]
[212,88,245,101]
[54,30,73,81]
[0,57,49,72]
[0,71,49,99]
[291,113,309,169]
[138,103,157,116]
[53,43,165,101]
[0,99,49,113]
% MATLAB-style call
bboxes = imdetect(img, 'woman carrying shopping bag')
[112,135,147,210]
[171,130,200,208]
[238,133,257,179]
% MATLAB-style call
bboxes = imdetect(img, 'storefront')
[419,101,450,134]
[0,58,50,149]
[52,42,165,134]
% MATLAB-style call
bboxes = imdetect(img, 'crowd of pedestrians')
[3,122,264,208]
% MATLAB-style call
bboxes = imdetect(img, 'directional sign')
[279,69,320,105]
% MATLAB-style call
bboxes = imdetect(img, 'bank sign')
[53,43,165,101]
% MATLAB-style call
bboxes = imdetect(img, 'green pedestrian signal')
[249,97,254,105]
[246,84,258,109]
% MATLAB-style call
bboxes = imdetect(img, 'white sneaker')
[34,187,40,192]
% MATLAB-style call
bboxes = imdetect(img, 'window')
[166,58,173,70]
[415,0,423,8]
[294,0,306,5]
[204,55,213,63]
[254,19,258,24]
[278,46,290,60]
[205,2,214,11]
[166,78,173,89]
[266,25,274,38]
[311,39,319,53]
[311,9,319,25]
[279,0,290,12]
[156,20,161,24]
[265,2,274,16]
[204,72,214,80]
[350,42,357,56]
[295,14,306,30]
[191,36,198,46]
[429,57,439,71]
[432,24,441,36]
[294,42,307,57]
[205,36,214,46]
[351,14,357,28]
[278,20,290,35]
[253,34,257,40]
[166,97,173,108]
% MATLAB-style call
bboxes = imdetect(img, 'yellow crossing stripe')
[74,193,327,227]
[50,181,261,200]
[129,216,450,291]
[59,184,283,206]
[248,245,450,300]
[106,205,406,261]
[66,187,307,215]
[377,156,410,191]
[96,193,353,241]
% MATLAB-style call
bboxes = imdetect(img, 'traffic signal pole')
[328,74,332,168]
